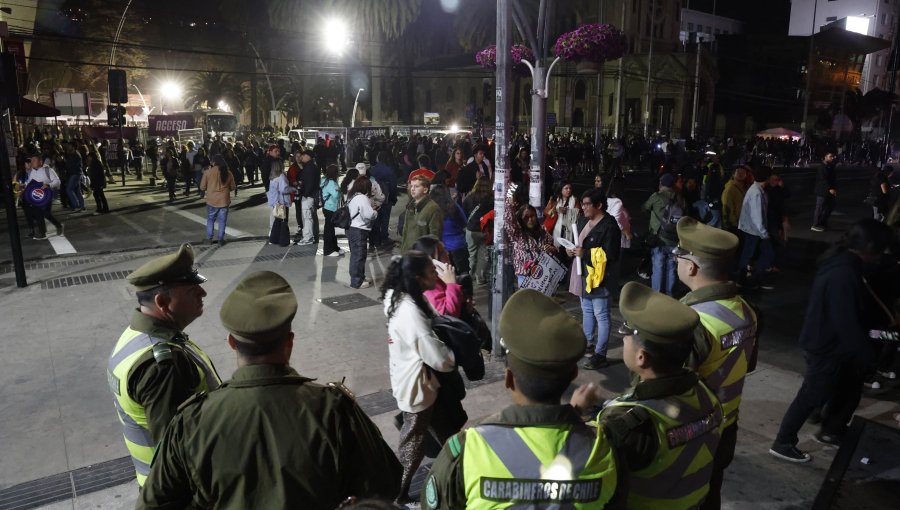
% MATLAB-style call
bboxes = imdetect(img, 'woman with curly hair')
[380,252,456,504]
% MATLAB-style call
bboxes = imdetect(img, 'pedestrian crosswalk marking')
[48,234,77,255]
[137,196,251,237]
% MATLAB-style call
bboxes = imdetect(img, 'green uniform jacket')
[598,370,701,472]
[681,282,759,375]
[422,404,624,510]
[124,311,213,441]
[641,187,679,241]
[137,364,402,510]
[400,196,444,253]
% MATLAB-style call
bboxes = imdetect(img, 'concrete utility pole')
[492,0,513,354]
[614,5,625,138]
[801,0,819,135]
[690,40,702,139]
[644,0,655,137]
[0,21,26,287]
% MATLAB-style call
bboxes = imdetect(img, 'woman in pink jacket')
[413,235,464,317]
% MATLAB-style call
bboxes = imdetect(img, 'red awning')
[15,98,61,117]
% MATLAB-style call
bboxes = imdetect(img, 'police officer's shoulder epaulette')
[326,380,356,401]
[447,433,464,459]
[604,405,653,443]
[176,391,207,412]
[152,343,174,364]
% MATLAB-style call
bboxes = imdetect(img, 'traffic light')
[107,105,126,127]
[108,69,128,104]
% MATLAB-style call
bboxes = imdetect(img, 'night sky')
[688,0,792,35]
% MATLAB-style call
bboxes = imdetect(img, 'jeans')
[301,196,316,243]
[206,206,229,241]
[581,293,610,356]
[774,354,866,447]
[467,230,489,283]
[737,233,774,273]
[813,194,835,228]
[694,200,723,229]
[374,202,393,244]
[650,246,677,296]
[194,170,204,196]
[323,209,339,254]
[347,227,369,287]
[66,175,84,210]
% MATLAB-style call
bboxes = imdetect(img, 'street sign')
[148,114,194,137]
[546,112,557,126]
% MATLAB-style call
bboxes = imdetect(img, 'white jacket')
[384,290,456,413]
[348,192,378,230]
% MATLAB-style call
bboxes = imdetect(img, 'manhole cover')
[318,292,380,312]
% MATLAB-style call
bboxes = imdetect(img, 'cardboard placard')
[521,252,567,296]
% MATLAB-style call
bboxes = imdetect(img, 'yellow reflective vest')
[461,422,618,509]
[605,380,723,510]
[107,327,220,486]
[690,297,757,427]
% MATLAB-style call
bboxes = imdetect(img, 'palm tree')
[184,71,245,112]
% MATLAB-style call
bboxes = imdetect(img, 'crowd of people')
[12,123,899,508]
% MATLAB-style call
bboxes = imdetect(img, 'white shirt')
[384,291,456,413]
[348,192,378,230]
[26,165,61,190]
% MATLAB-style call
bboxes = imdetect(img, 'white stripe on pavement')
[48,235,77,255]
[138,196,252,238]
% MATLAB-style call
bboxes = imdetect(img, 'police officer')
[577,282,724,510]
[138,271,402,509]
[422,289,619,510]
[674,217,758,510]
[107,243,220,486]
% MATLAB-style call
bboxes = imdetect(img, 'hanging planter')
[553,23,627,66]
[476,44,535,76]
[575,60,601,74]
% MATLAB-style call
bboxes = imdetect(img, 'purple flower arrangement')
[553,23,627,63]
[476,44,535,74]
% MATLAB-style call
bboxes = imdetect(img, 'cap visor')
[671,246,690,256]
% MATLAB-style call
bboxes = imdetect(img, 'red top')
[424,279,464,318]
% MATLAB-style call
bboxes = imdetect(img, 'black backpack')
[658,197,683,245]
[333,197,358,230]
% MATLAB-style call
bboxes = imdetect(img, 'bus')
[192,109,238,139]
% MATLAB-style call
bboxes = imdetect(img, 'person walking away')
[770,219,895,462]
[568,189,621,370]
[107,244,221,486]
[737,167,775,288]
[296,153,321,246]
[721,166,749,234]
[137,271,401,509]
[461,176,494,285]
[200,154,236,245]
[573,282,724,510]
[674,217,759,510]
[162,149,179,202]
[347,177,378,288]
[86,150,109,214]
[699,155,725,228]
[24,153,63,239]
[381,253,457,505]
[399,175,443,253]
[370,150,400,248]
[424,288,620,510]
[63,142,86,212]
[320,164,343,256]
[642,173,683,296]
[867,165,892,222]
[811,152,837,232]
[429,184,470,274]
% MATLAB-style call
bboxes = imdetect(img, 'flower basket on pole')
[476,44,535,76]
[553,23,627,74]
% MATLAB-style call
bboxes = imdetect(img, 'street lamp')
[32,78,52,102]
[159,80,182,114]
[322,17,350,56]
[351,88,364,127]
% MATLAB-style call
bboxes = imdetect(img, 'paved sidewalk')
[0,167,897,509]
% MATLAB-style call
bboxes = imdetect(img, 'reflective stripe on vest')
[462,422,617,509]
[691,298,756,427]
[607,381,723,510]
[107,327,220,486]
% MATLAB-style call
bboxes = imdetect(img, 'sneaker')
[864,378,882,390]
[769,444,812,463]
[327,251,342,257]
[33,234,47,240]
[582,354,609,370]
[810,226,825,232]
[294,239,314,246]
[364,276,373,284]
[357,281,372,289]
[759,282,775,290]
[877,370,897,380]
[813,432,841,447]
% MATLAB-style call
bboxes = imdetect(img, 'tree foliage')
[184,71,245,111]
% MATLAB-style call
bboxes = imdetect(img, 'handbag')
[272,203,288,220]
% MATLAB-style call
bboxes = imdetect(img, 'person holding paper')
[567,188,621,370]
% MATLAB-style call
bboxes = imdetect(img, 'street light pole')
[351,88,364,127]
[32,78,51,101]
[644,0,656,137]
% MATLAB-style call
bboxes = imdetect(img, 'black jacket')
[814,162,836,197]
[300,162,320,197]
[576,213,621,297]
[799,250,875,358]
[456,160,489,195]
